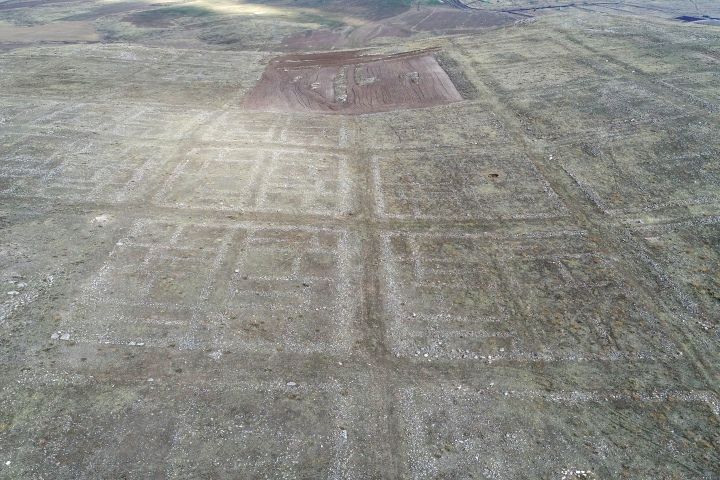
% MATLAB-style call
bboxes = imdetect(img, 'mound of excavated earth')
[243,49,463,114]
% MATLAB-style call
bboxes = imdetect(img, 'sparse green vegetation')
[0,1,719,478]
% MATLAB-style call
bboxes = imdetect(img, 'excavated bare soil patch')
[243,49,463,114]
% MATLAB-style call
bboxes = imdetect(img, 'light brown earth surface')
[0,1,719,479]
[0,21,99,43]
[282,8,516,50]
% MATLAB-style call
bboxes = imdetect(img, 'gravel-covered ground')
[0,1,719,478]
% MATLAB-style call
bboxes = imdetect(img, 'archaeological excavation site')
[0,0,719,478]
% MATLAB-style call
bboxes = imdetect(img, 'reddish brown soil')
[243,49,463,114]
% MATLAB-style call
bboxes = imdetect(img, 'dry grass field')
[0,0,719,478]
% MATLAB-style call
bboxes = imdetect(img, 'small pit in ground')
[243,49,464,114]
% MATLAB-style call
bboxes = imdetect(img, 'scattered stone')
[16,283,26,289]
[59,333,70,341]
[92,214,110,226]
[50,332,60,340]
[286,381,297,387]
[208,350,223,360]
[6,291,19,296]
